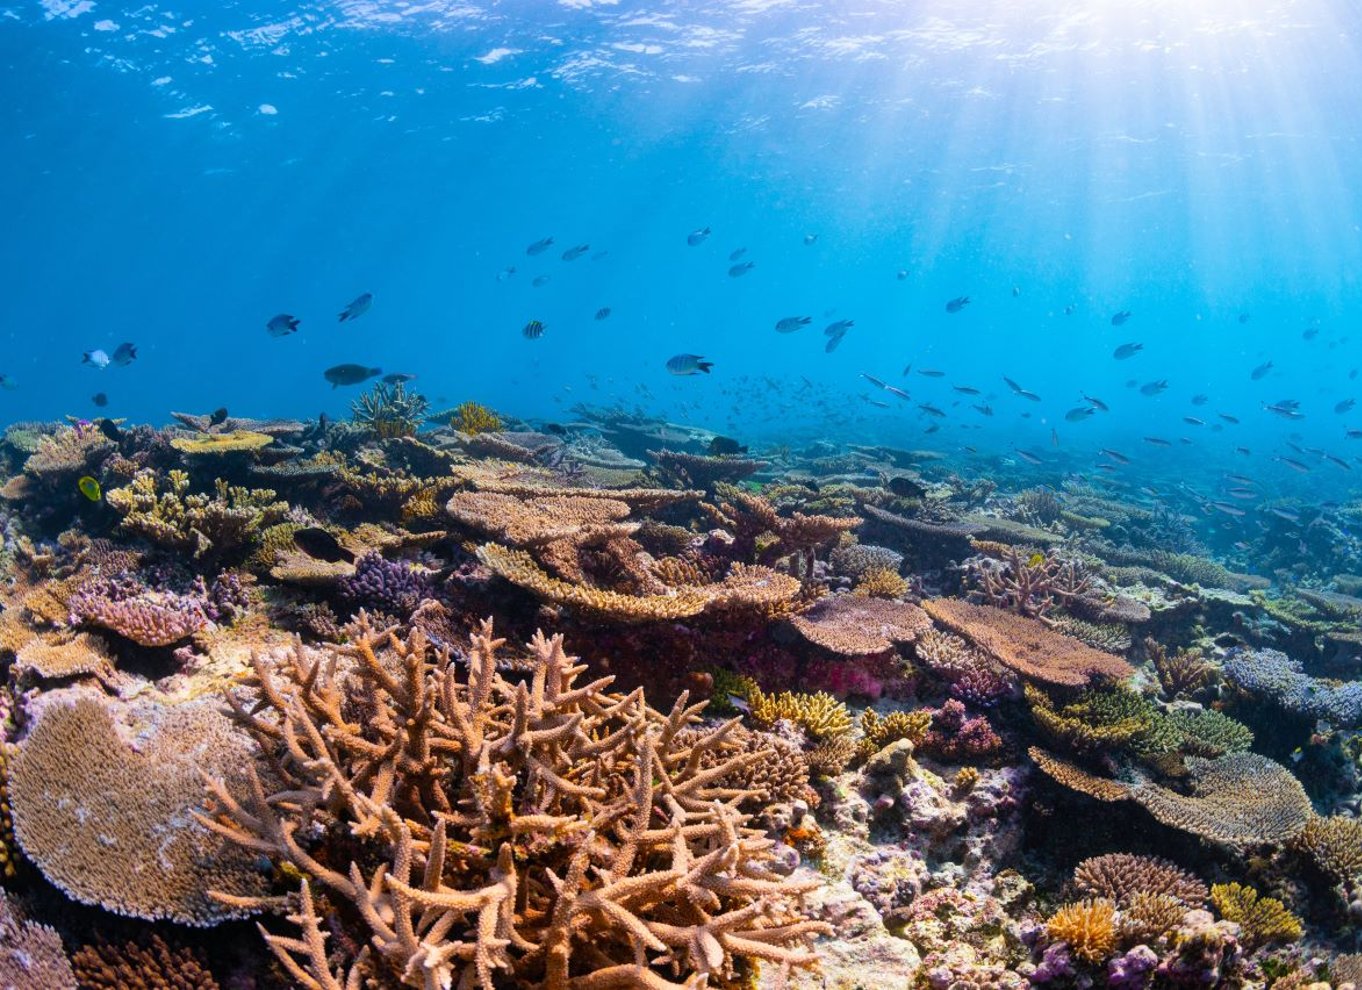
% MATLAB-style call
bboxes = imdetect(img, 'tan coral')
[447,491,637,545]
[1072,853,1208,907]
[8,691,269,925]
[923,598,1133,687]
[72,934,220,990]
[787,594,932,656]
[0,889,76,989]
[13,632,115,682]
[1046,899,1118,963]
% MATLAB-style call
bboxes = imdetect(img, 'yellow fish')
[77,476,101,502]
[1027,552,1046,568]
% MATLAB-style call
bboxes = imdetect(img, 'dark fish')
[1110,310,1132,325]
[1113,342,1143,360]
[595,307,612,321]
[209,407,229,427]
[532,275,552,287]
[776,316,812,333]
[1082,394,1109,411]
[686,227,710,247]
[666,353,712,375]
[1219,413,1240,424]
[523,320,546,339]
[729,247,747,261]
[804,233,818,245]
[1263,403,1303,420]
[1139,380,1168,396]
[728,262,755,277]
[1191,394,1208,406]
[1276,456,1311,473]
[1099,448,1129,464]
[1012,285,1021,297]
[1238,313,1251,324]
[1236,446,1252,455]
[1303,325,1320,341]
[293,527,355,564]
[973,404,993,417]
[91,392,108,407]
[338,293,373,322]
[918,369,946,378]
[323,363,382,388]
[1063,304,1076,315]
[952,385,981,395]
[1335,399,1355,414]
[526,236,554,255]
[111,342,137,366]
[1250,361,1273,380]
[887,476,927,498]
[1015,449,1044,465]
[918,403,946,417]
[1143,436,1172,447]
[1326,453,1352,470]
[708,436,748,456]
[1348,430,1362,439]
[945,296,970,313]
[824,320,854,336]
[896,269,909,281]
[860,372,887,388]
[1064,406,1095,422]
[561,244,590,261]
[382,373,417,384]
[96,418,122,442]
[267,313,300,337]
[824,333,846,354]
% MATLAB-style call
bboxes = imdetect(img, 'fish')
[918,403,946,417]
[561,244,590,261]
[1063,304,1076,315]
[1250,361,1273,380]
[1015,388,1042,402]
[1219,413,1240,424]
[1099,448,1130,464]
[1012,285,1021,297]
[1238,313,1251,324]
[1015,449,1044,465]
[867,398,890,408]
[1225,473,1255,485]
[96,418,121,442]
[1051,428,1060,447]
[1064,406,1095,422]
[1236,446,1252,456]
[1143,436,1172,446]
[1082,394,1109,412]
[729,248,747,261]
[824,320,854,336]
[1210,502,1245,516]
[1276,456,1311,473]
[496,267,516,281]
[1336,399,1355,414]
[1303,325,1320,340]
[973,404,993,417]
[1269,507,1302,523]
[1112,343,1143,360]
[728,262,755,277]
[708,436,748,456]
[83,349,111,370]
[338,293,373,322]
[91,392,108,407]
[860,372,887,389]
[267,313,300,337]
[1326,454,1352,470]
[1191,394,1208,406]
[1110,310,1132,325]
[111,342,137,366]
[884,385,911,401]
[803,233,818,245]
[209,407,229,427]
[382,373,417,384]
[1263,403,1304,420]
[887,476,927,498]
[824,333,846,354]
[77,476,101,502]
[666,354,713,375]
[776,316,812,333]
[902,364,912,376]
[293,527,356,564]
[532,275,552,287]
[918,369,945,378]
[1183,416,1205,426]
[323,364,382,388]
[523,320,546,339]
[896,269,909,280]
[1348,430,1362,440]
[686,227,710,246]
[526,236,555,255]
[595,307,612,321]
[952,385,981,395]
[1226,489,1257,499]
[945,296,970,313]
[1139,380,1168,396]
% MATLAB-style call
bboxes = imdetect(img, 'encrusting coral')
[196,619,831,988]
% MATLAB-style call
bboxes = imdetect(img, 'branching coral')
[451,400,503,435]
[748,687,854,741]
[1027,684,1154,754]
[707,483,860,571]
[1046,899,1118,964]
[67,579,209,646]
[1147,638,1214,701]
[1223,646,1362,728]
[1209,883,1302,949]
[22,424,114,482]
[197,620,830,988]
[352,381,430,439]
[0,890,75,988]
[853,567,909,599]
[854,708,931,763]
[1292,816,1362,886]
[829,543,904,581]
[675,724,813,807]
[650,449,768,489]
[1072,853,1208,907]
[107,469,289,560]
[72,935,220,989]
[336,553,434,618]
[963,545,1090,618]
[923,598,1133,687]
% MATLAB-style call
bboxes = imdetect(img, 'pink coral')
[920,699,1002,762]
[68,586,209,647]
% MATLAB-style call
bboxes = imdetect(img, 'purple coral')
[69,578,210,647]
[337,553,434,619]
[950,664,1017,708]
[920,699,1002,762]
[1109,945,1159,989]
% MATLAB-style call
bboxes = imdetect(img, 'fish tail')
[698,362,713,373]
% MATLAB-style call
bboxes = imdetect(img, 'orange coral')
[1046,899,1118,963]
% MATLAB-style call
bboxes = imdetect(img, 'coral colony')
[3,396,1362,988]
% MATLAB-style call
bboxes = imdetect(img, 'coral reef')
[72,935,220,989]
[0,890,75,988]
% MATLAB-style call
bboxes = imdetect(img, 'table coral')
[197,620,831,988]
[787,594,932,656]
[170,429,274,455]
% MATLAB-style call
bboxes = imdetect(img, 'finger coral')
[1209,883,1302,949]
[8,692,267,924]
[923,598,1133,687]
[197,620,831,988]
[72,934,220,990]
[1072,853,1208,907]
[1046,898,1118,963]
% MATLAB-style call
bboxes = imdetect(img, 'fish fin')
[698,362,713,373]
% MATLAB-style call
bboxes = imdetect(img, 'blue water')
[5,0,1362,497]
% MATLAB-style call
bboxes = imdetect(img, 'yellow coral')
[170,430,273,455]
[1210,883,1302,948]
[0,743,15,879]
[855,708,931,763]
[451,400,502,435]
[953,766,981,793]
[748,688,853,741]
[1046,899,1118,963]
[853,567,909,599]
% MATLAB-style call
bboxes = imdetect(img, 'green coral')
[1027,684,1155,753]
[106,469,289,561]
[351,382,430,440]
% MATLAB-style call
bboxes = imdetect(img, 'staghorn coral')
[1334,954,1362,986]
[1209,883,1302,949]
[1224,646,1362,728]
[8,692,267,925]
[1072,853,1208,907]
[106,469,289,560]
[72,934,220,989]
[923,598,1133,687]
[749,687,854,741]
[1161,708,1254,758]
[708,483,861,569]
[805,735,857,776]
[964,545,1090,618]
[1030,748,1313,849]
[352,381,430,439]
[170,429,274,455]
[451,400,503,435]
[855,708,931,763]
[1292,815,1362,886]
[787,594,932,656]
[197,620,830,988]
[1046,899,1118,964]
[0,889,76,989]
[1147,638,1214,701]
[675,723,812,808]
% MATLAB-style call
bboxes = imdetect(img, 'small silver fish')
[83,349,110,370]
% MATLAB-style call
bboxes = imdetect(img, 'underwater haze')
[6,1,1362,474]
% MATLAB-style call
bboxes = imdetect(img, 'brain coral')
[8,691,268,925]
